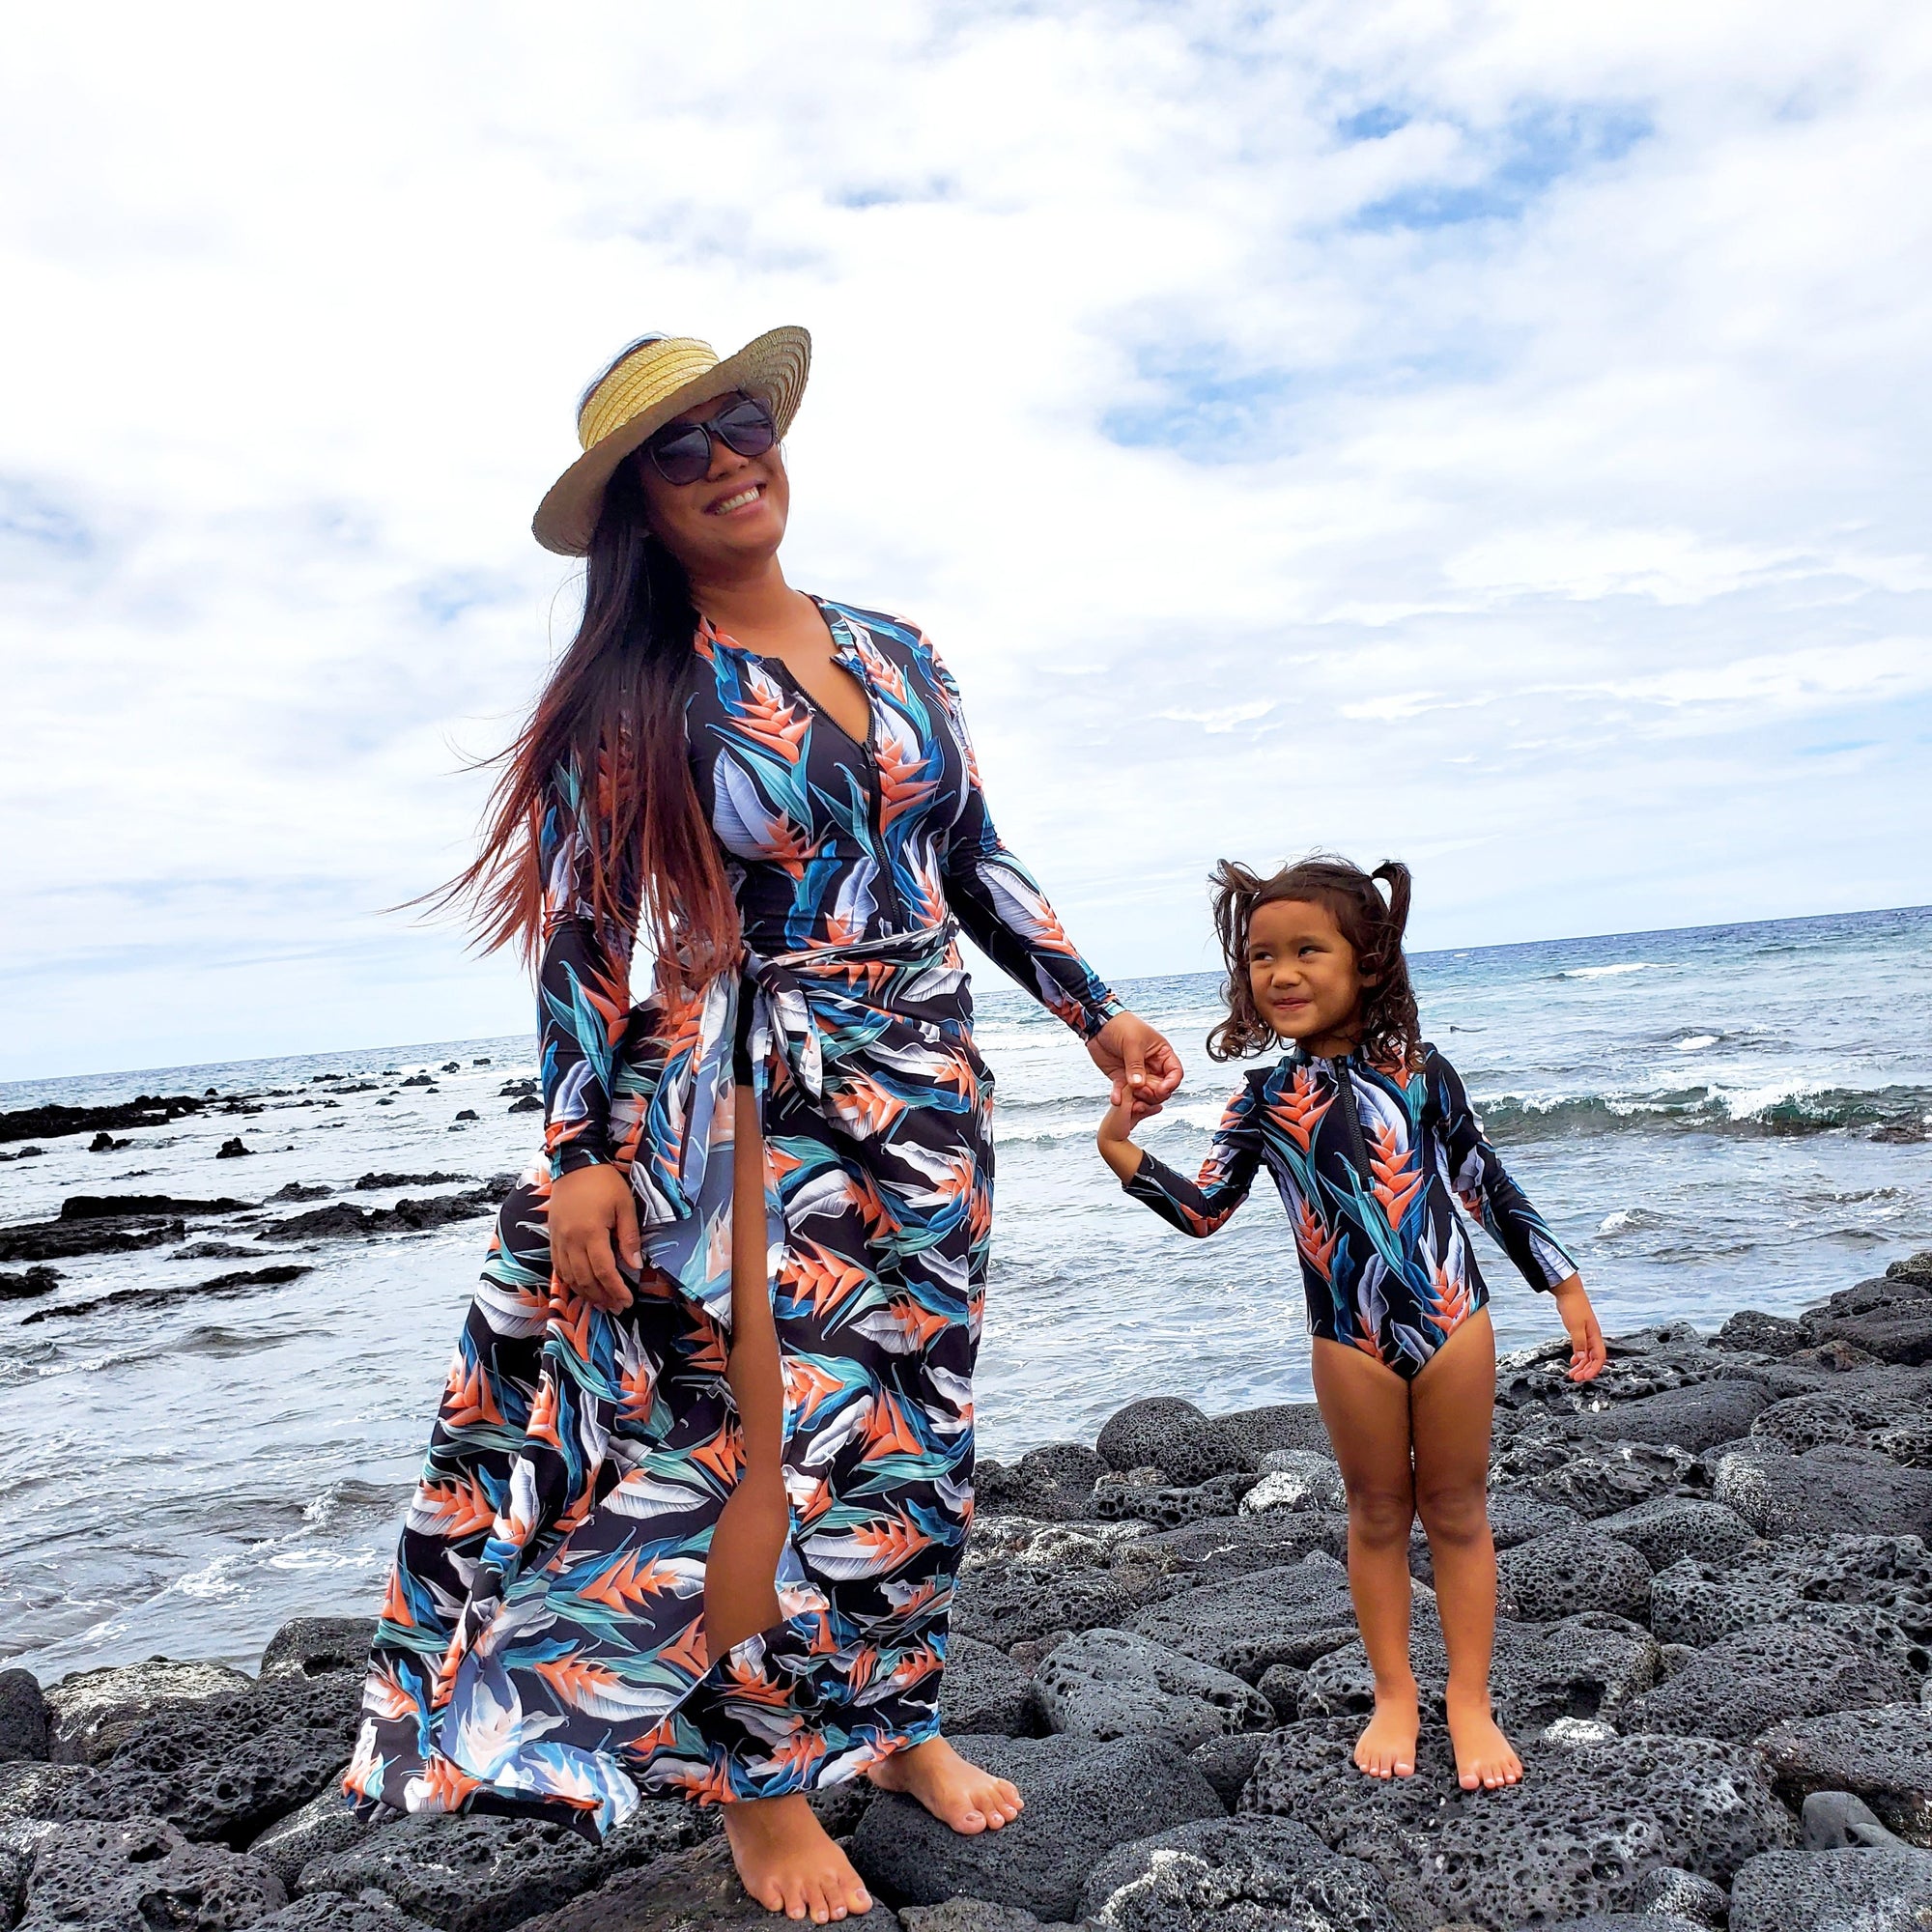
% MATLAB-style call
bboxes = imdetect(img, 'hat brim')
[531,325,811,556]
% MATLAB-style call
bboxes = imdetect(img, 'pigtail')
[1207,859,1272,1061]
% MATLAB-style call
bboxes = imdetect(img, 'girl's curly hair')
[1206,853,1421,1068]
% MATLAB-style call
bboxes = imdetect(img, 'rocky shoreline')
[6,1253,1932,1931]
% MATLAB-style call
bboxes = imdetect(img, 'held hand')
[1095,1099,1149,1185]
[1550,1274,1606,1382]
[1088,1012,1183,1119]
[548,1163,641,1314]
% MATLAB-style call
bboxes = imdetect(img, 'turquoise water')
[1,904,1927,1678]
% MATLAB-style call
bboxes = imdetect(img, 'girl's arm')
[1099,1078,1264,1237]
[1424,1046,1577,1291]
[1427,1046,1605,1378]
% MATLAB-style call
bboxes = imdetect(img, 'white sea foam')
[1675,1034,1720,1051]
[1558,962,1658,980]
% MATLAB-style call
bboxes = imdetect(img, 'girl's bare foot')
[867,1735,1024,1833]
[1445,1689,1522,1791]
[1353,1686,1420,1778]
[722,1793,873,1923]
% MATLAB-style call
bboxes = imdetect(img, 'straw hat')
[532,326,811,555]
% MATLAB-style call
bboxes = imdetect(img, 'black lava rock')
[1033,1627,1272,1749]
[1243,1719,1791,1929]
[0,1671,48,1763]
[1761,1703,1932,1844]
[1625,1623,1915,1742]
[507,1835,890,1931]
[1095,1397,1255,1485]
[45,1661,253,1766]
[1111,1510,1350,1599]
[847,1733,1224,1919]
[1728,1842,1932,1931]
[939,1634,1036,1736]
[1590,1495,1758,1571]
[1563,1376,1772,1451]
[972,1443,1103,1521]
[1713,1440,1932,1539]
[260,1618,375,1681]
[1076,1812,1400,1929]
[1302,1605,1660,1734]
[952,1563,1134,1650]
[0,1213,185,1264]
[245,1786,389,1891]
[105,1667,366,1843]
[0,1093,206,1146]
[20,1815,286,1930]
[216,1137,255,1158]
[298,1802,707,1932]
[1495,1526,1653,1623]
[1129,1553,1360,1681]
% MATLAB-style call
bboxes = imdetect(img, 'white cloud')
[1,0,1929,1078]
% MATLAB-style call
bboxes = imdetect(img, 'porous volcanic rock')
[1091,1468,1258,1528]
[1186,1730,1273,1808]
[1760,1703,1932,1844]
[952,1563,1136,1651]
[1751,1387,1893,1453]
[1713,1440,1932,1539]
[1095,1398,1255,1486]
[1648,1534,1932,1678]
[1716,1308,1808,1353]
[1110,1511,1350,1599]
[1625,1623,1915,1742]
[1033,1628,1272,1750]
[0,1671,47,1764]
[1495,1526,1654,1623]
[1302,1605,1659,1734]
[1590,1495,1758,1571]
[847,1733,1224,1920]
[1500,1435,1702,1518]
[1239,1451,1349,1516]
[0,1212,186,1264]
[253,1892,438,1931]
[298,1803,709,1932]
[1129,1553,1361,1681]
[0,1094,205,1146]
[1562,1377,1772,1452]
[505,1836,895,1932]
[45,1660,253,1765]
[939,1634,1037,1737]
[1217,1400,1333,1460]
[1243,1719,1791,1929]
[1804,1273,1932,1365]
[106,1667,364,1843]
[973,1445,1104,1522]
[1727,1842,1932,1931]
[19,1815,286,1931]
[260,1618,376,1682]
[246,1787,388,1890]
[1075,1812,1401,1930]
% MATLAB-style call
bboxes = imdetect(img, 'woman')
[347,328,1182,1923]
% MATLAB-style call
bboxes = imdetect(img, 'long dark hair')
[1206,853,1421,1068]
[433,455,738,987]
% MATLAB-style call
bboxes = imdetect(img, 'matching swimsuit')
[1124,1044,1576,1378]
[348,601,1120,1835]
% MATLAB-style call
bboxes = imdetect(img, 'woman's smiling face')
[635,389,789,578]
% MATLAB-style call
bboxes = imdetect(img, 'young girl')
[1097,855,1606,1793]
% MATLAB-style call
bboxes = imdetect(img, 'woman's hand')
[549,1163,641,1313]
[1550,1274,1607,1382]
[1088,1012,1183,1122]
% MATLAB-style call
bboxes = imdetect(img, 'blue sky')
[2,2,1928,1080]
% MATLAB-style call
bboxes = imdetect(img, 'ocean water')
[2,904,1927,1681]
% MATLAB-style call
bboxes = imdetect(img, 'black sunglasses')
[640,395,778,486]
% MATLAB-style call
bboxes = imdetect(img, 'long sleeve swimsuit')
[1124,1046,1576,1378]
[349,600,1121,1834]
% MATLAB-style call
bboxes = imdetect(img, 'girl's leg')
[1309,1337,1421,1777]
[1409,1307,1520,1792]
[712,1087,872,1924]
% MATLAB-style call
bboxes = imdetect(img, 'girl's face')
[1247,896,1371,1052]
[635,390,790,580]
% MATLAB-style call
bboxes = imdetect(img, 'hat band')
[577,339,726,453]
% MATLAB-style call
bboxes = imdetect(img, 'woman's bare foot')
[722,1793,873,1923]
[1445,1689,1522,1791]
[1353,1685,1420,1778]
[867,1735,1024,1833]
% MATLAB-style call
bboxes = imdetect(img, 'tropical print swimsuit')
[348,600,1120,1835]
[1124,1045,1576,1378]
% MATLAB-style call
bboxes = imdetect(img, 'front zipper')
[1329,1054,1375,1182]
